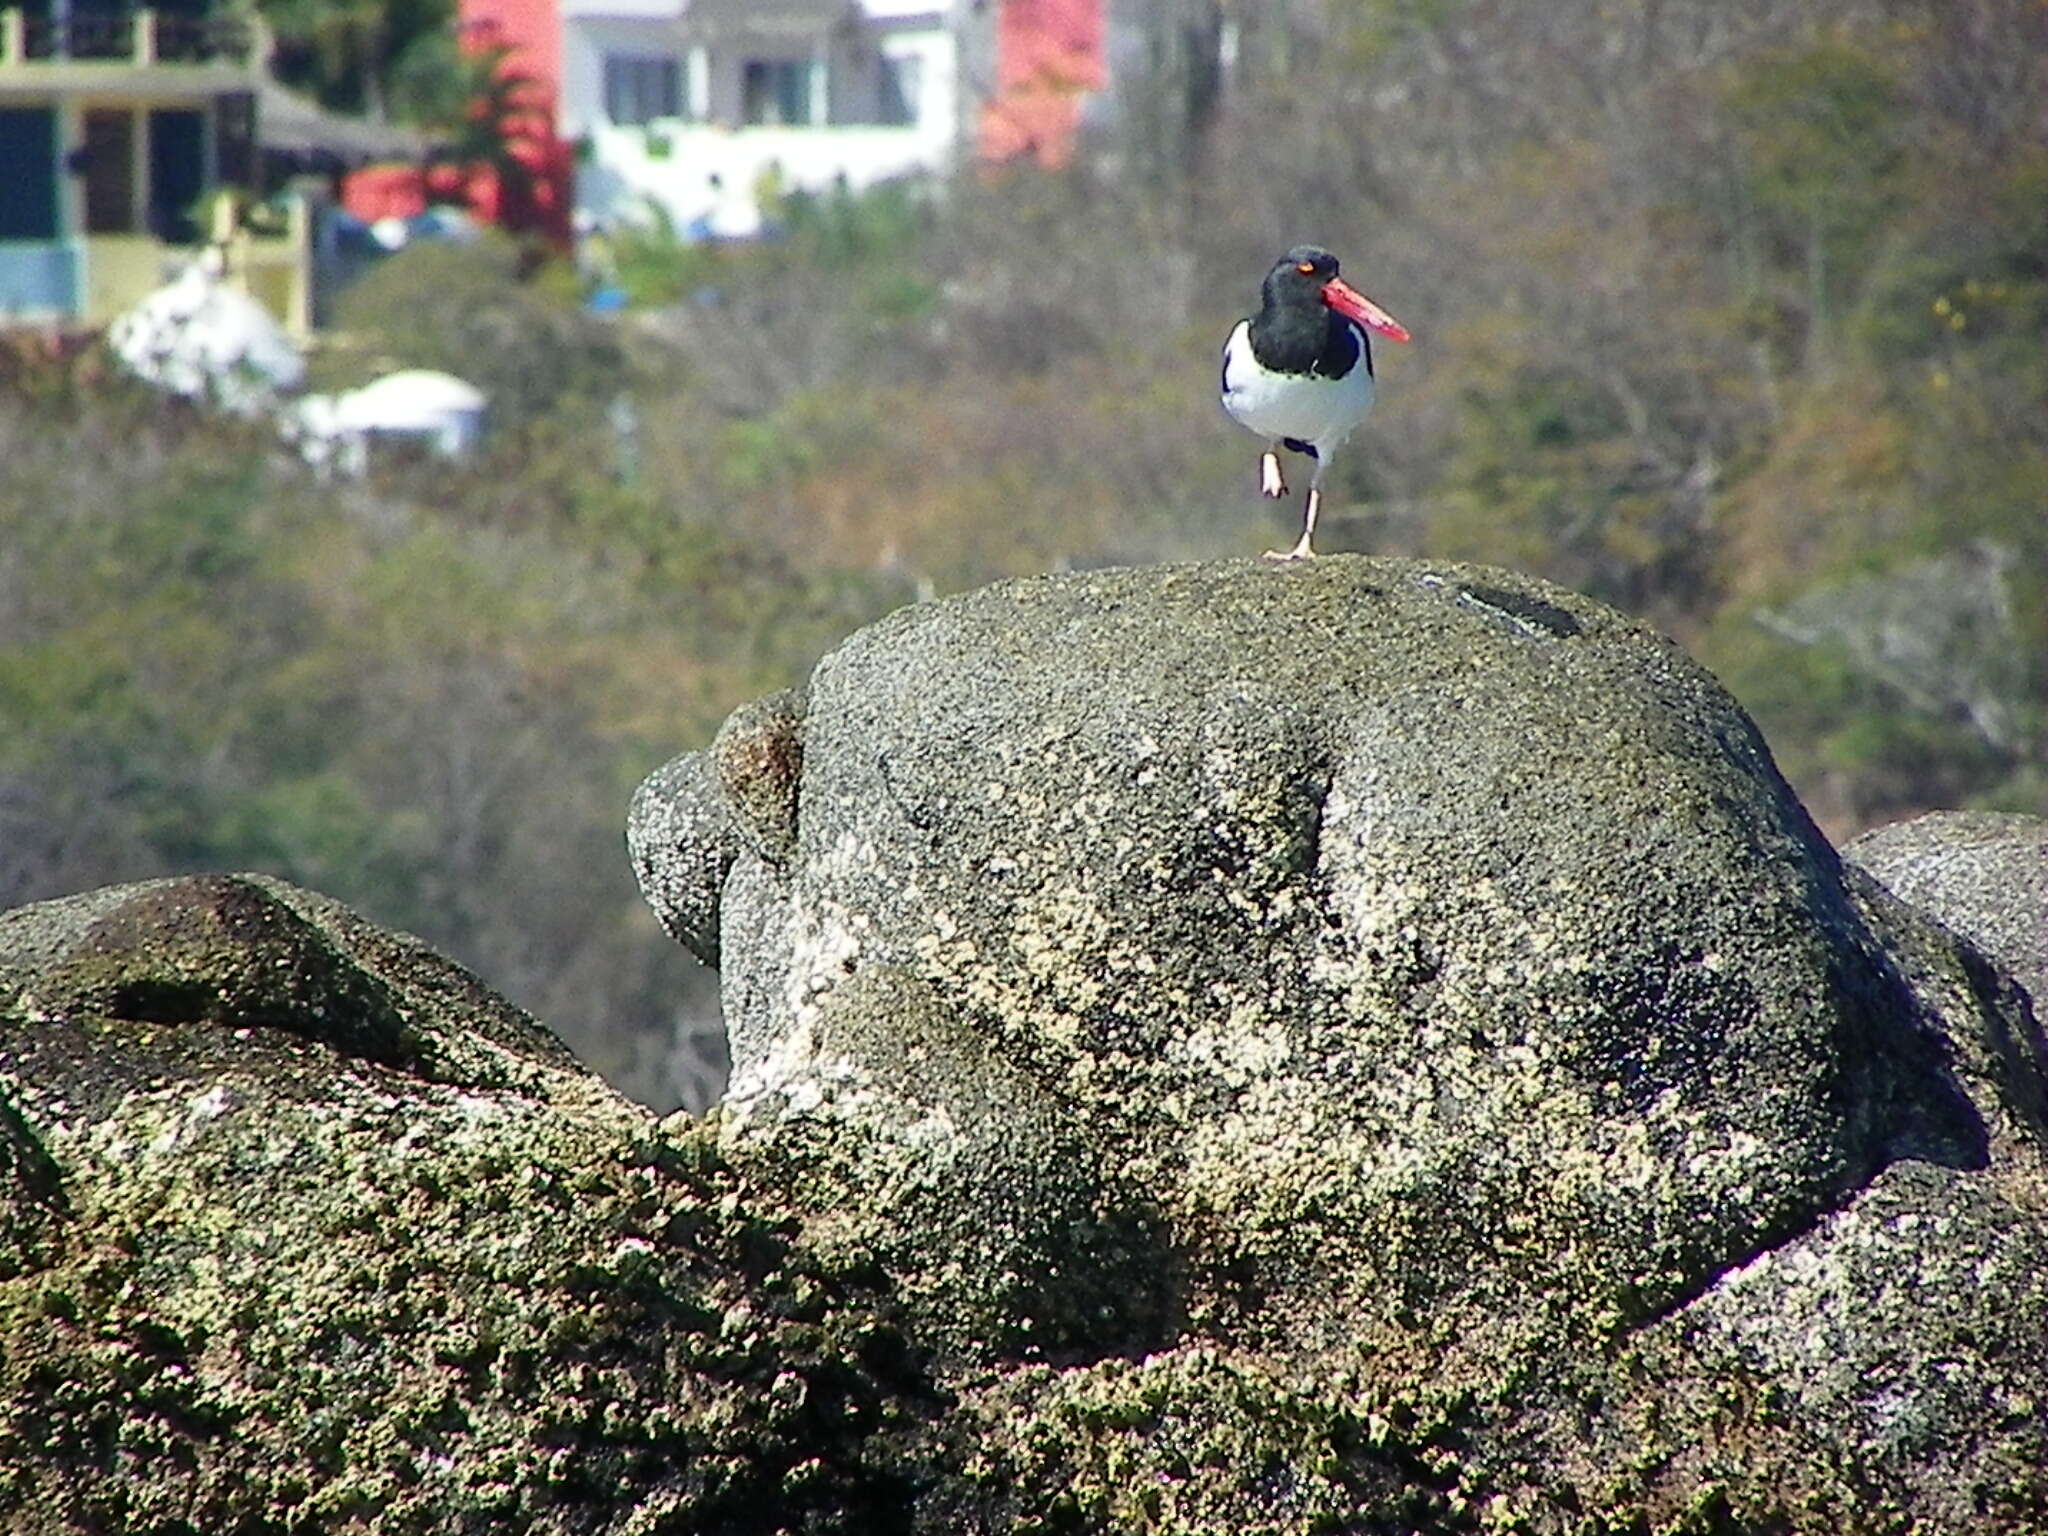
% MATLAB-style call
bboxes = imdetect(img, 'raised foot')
[1258,451,1287,499]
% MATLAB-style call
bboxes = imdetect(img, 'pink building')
[979,0,1103,168]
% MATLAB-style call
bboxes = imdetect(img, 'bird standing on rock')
[1221,246,1411,560]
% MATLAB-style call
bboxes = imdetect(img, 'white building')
[562,0,983,240]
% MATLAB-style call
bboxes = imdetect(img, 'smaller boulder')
[1847,810,2048,1011]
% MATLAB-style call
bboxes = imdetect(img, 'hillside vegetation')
[2,0,2041,1109]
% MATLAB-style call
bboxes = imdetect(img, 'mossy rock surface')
[0,874,934,1533]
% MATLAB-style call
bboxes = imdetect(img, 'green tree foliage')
[0,378,742,1113]
[260,0,459,123]
[6,0,2043,1116]
[320,232,627,432]
[1724,39,1905,363]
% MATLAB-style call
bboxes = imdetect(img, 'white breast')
[1220,319,1377,451]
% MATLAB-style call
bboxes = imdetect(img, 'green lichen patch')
[20,872,416,1073]
[0,1079,939,1533]
[931,1349,1483,1536]
[0,878,945,1535]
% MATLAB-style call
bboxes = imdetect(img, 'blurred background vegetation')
[3,0,2042,1111]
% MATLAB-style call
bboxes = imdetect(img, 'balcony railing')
[0,8,261,67]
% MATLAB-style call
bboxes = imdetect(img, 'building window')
[604,54,682,126]
[0,107,60,240]
[877,54,922,126]
[81,108,137,235]
[742,59,812,126]
[147,107,207,244]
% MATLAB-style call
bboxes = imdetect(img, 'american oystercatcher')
[1221,246,1411,560]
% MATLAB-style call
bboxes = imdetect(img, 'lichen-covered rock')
[637,562,2011,1356]
[633,556,2048,1528]
[0,870,1511,1536]
[0,873,936,1533]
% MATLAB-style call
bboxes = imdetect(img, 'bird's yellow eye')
[1296,262,1317,274]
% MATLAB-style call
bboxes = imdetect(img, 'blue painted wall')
[0,104,84,318]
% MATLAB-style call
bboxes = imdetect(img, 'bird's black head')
[1263,245,1343,310]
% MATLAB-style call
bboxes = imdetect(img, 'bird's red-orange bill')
[1321,277,1412,344]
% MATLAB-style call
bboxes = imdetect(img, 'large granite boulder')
[630,557,2048,1526]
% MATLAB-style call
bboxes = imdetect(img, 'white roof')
[333,370,486,431]
[561,0,684,21]
[858,0,951,18]
[563,0,950,23]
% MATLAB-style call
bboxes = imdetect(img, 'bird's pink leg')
[1264,489,1318,561]
[1258,448,1287,498]
[1264,456,1325,561]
